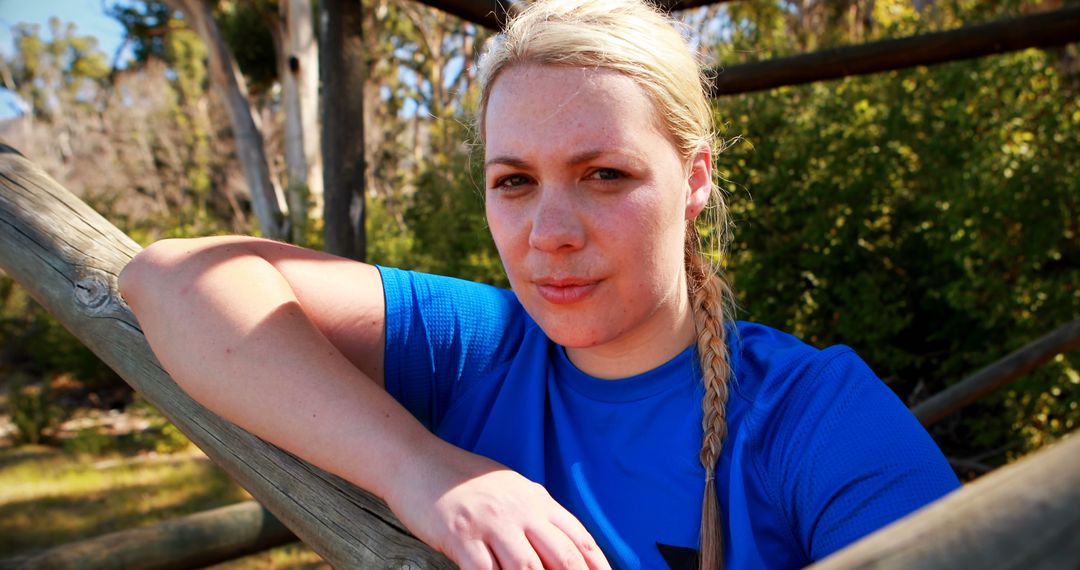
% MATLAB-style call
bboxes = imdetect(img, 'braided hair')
[476,2,736,567]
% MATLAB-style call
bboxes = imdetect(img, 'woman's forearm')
[119,238,431,501]
[120,238,610,569]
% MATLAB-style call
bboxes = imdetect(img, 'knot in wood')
[74,274,111,311]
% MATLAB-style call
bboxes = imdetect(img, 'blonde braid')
[475,1,737,565]
[686,226,735,570]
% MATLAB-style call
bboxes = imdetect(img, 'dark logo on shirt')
[657,542,699,570]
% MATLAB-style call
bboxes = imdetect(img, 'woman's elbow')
[119,238,199,308]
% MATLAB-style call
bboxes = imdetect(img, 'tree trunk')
[167,0,288,240]
[277,0,323,245]
[320,0,367,260]
[0,145,451,567]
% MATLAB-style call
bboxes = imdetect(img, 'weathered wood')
[413,1,1080,99]
[419,0,735,29]
[654,0,735,11]
[913,319,1080,427]
[0,146,454,568]
[709,5,1080,95]
[810,432,1080,570]
[419,0,514,29]
[0,501,295,570]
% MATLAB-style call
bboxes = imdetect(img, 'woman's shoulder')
[727,323,958,560]
[378,266,521,309]
[729,321,862,405]
[379,266,528,343]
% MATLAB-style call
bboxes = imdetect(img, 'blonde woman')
[120,1,959,568]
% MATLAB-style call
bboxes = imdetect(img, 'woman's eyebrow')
[485,149,643,170]
[485,155,531,170]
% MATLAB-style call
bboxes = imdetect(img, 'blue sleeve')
[761,348,961,561]
[378,267,526,430]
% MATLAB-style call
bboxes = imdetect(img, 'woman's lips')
[534,278,599,305]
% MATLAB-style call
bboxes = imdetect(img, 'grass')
[0,443,329,568]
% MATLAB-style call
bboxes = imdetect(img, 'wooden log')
[709,5,1080,96]
[0,145,453,568]
[809,432,1080,570]
[419,0,513,29]
[0,501,295,570]
[417,0,734,30]
[655,0,735,11]
[913,319,1080,427]
[413,1,1080,97]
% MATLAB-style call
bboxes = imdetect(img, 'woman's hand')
[387,438,611,570]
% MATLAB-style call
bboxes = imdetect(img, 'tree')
[320,0,367,259]
[708,0,1080,463]
[161,0,288,240]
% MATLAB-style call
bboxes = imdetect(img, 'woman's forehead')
[484,64,670,159]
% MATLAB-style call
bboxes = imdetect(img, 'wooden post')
[810,432,1080,569]
[0,501,295,570]
[0,145,453,568]
[320,0,368,261]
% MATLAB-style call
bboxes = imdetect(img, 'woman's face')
[484,64,712,377]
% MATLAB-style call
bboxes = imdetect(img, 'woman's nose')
[528,186,585,252]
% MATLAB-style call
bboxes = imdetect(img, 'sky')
[0,0,130,119]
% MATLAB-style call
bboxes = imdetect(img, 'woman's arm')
[119,236,608,570]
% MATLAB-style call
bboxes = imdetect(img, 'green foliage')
[7,376,67,445]
[404,146,507,286]
[62,427,115,456]
[148,422,193,454]
[0,276,123,391]
[713,1,1079,460]
[367,144,506,286]
[8,18,109,120]
[0,446,249,557]
[108,2,175,64]
[215,0,278,94]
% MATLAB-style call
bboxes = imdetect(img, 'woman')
[119,1,959,568]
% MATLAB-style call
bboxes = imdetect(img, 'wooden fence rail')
[706,4,1080,96]
[0,501,295,570]
[913,319,1080,427]
[427,2,1080,98]
[811,433,1080,570]
[0,145,452,568]
[2,146,1077,568]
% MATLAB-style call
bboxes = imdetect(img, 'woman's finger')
[525,522,590,570]
[548,509,611,570]
[488,529,545,570]
[452,538,498,570]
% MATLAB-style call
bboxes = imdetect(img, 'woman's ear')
[685,146,712,221]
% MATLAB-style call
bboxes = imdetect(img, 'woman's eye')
[588,168,624,181]
[493,174,532,189]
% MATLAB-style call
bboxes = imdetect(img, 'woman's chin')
[532,317,614,350]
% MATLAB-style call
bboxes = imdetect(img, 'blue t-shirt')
[379,267,959,569]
